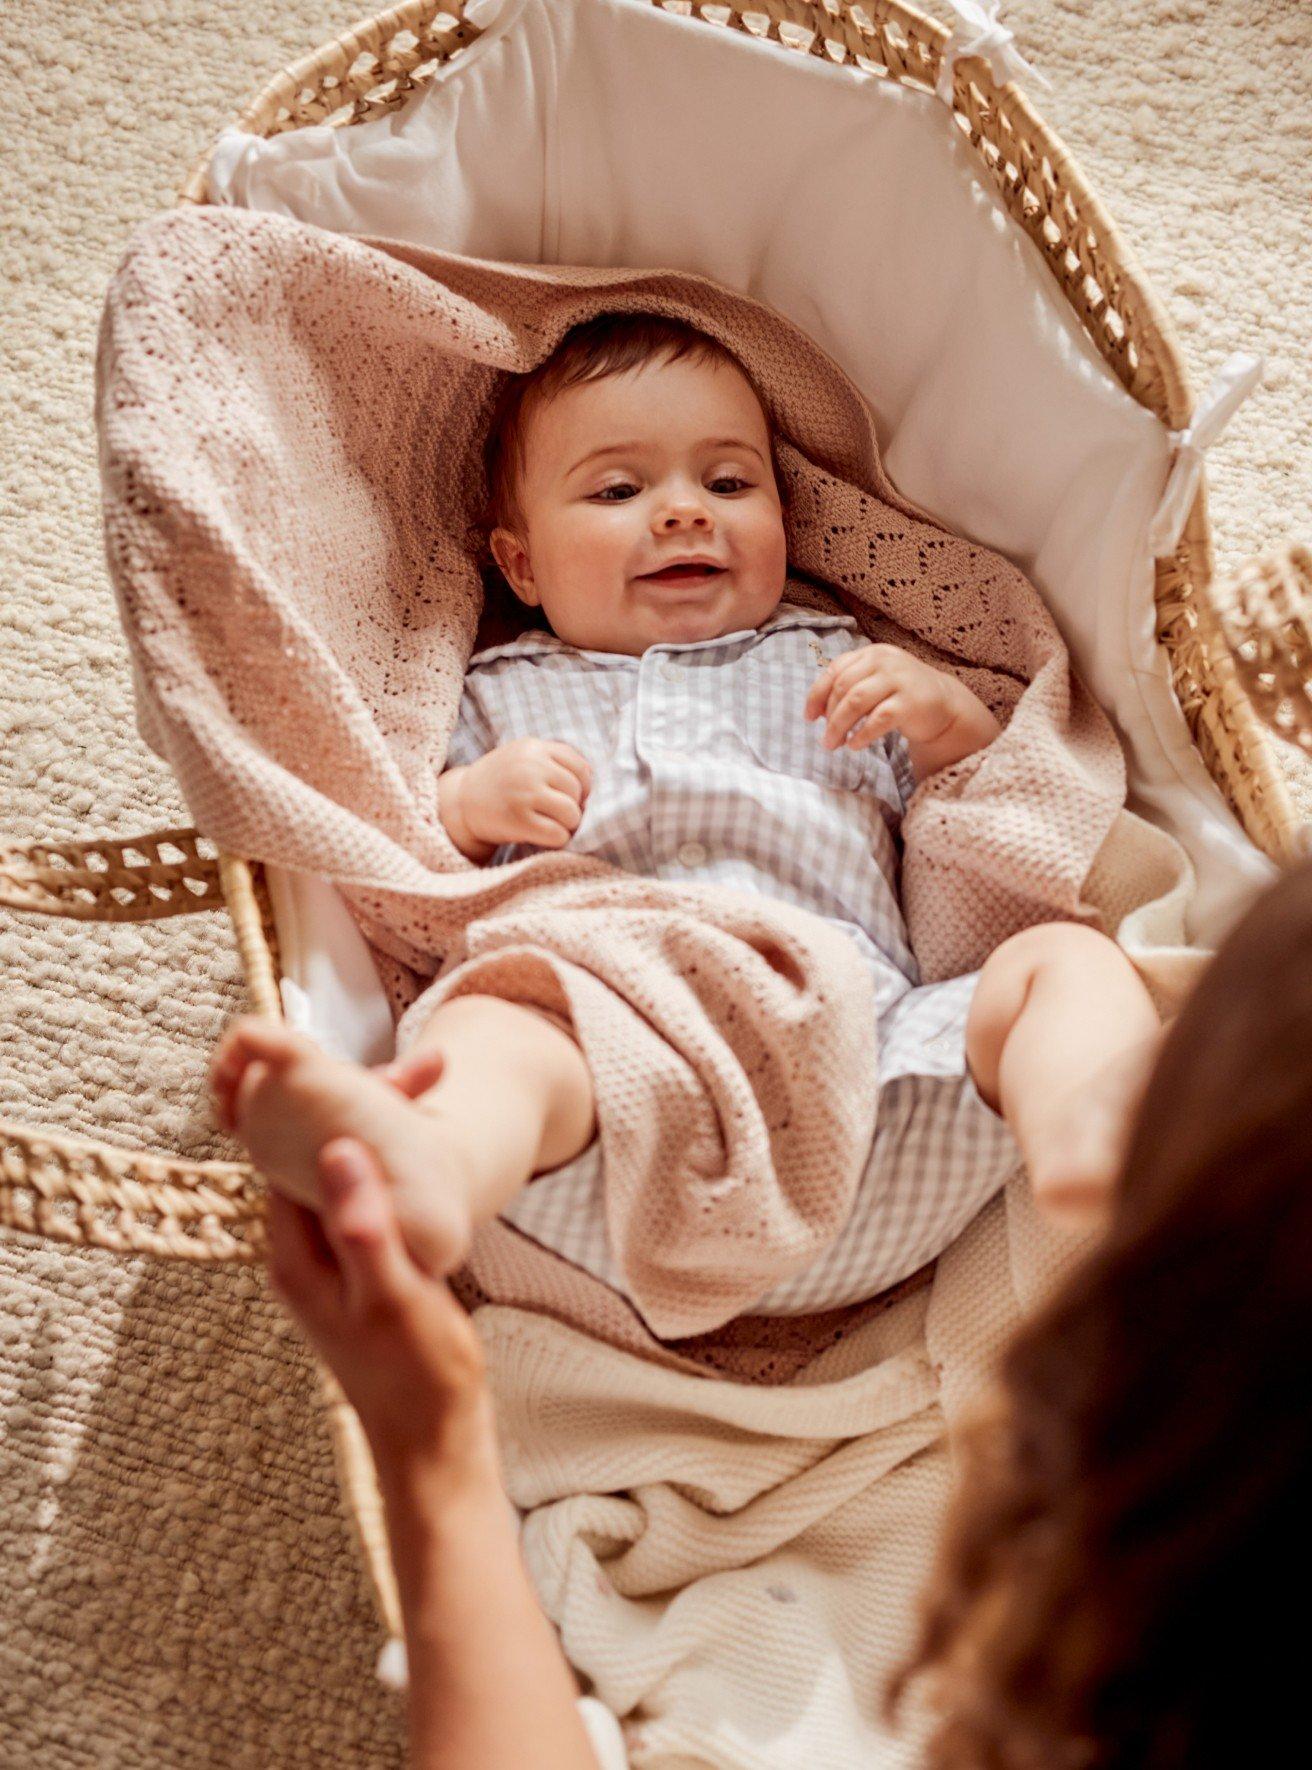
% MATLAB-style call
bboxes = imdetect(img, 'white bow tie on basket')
[1148,351,1266,556]
[934,0,1052,102]
[930,11,1265,564]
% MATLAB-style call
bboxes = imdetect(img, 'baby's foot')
[210,1016,474,1277]
[1027,1029,1166,1229]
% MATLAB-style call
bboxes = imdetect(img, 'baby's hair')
[477,311,790,548]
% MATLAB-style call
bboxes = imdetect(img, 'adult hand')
[262,1049,604,1770]
[263,1047,499,1486]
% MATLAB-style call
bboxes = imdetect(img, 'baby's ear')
[489,526,539,607]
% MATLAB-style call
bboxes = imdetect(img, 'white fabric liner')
[208,0,1276,1018]
[209,5,1276,1752]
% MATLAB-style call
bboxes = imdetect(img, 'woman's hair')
[476,310,790,545]
[888,856,1312,1768]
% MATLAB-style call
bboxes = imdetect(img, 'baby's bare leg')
[216,994,596,1278]
[965,923,1162,1227]
[398,994,597,1221]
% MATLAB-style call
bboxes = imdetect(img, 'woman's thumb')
[374,1048,446,1100]
[315,1137,417,1314]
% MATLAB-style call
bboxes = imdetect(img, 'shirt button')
[676,841,707,867]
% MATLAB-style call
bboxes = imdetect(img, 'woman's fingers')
[313,1137,419,1321]
[264,1137,498,1468]
[267,1139,418,1337]
[265,1186,345,1325]
[374,1048,446,1100]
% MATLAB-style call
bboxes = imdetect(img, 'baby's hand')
[805,644,1000,784]
[441,738,591,860]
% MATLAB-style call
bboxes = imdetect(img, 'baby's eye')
[590,477,752,502]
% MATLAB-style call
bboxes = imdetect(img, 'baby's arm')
[437,739,592,864]
[805,643,1001,786]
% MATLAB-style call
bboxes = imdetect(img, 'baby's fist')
[460,738,592,851]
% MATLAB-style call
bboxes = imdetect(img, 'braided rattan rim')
[0,841,406,1646]
[0,1116,263,1261]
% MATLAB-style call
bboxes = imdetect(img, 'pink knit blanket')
[96,206,1125,1337]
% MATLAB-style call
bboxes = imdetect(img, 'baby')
[212,313,1163,1295]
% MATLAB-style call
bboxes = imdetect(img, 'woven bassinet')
[4,0,1311,1677]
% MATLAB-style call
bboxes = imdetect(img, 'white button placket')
[641,647,702,878]
[638,648,670,876]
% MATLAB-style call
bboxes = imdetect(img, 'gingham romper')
[443,601,1020,1316]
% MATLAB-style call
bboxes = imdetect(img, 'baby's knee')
[984,919,1118,983]
[969,922,1122,1051]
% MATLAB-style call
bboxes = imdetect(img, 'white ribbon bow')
[1147,350,1266,557]
[463,0,512,26]
[934,0,1052,103]
[376,1635,409,1691]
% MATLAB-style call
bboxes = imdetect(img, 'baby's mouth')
[639,564,727,585]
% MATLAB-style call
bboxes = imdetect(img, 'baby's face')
[489,355,788,655]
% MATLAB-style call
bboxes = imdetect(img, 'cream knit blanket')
[98,204,1174,1339]
[479,1188,1104,1767]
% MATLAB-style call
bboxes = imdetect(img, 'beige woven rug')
[2,3,1309,1763]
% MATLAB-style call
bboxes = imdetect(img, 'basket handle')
[1209,538,1312,764]
[0,824,222,920]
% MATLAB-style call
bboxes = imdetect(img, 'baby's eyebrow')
[566,438,766,477]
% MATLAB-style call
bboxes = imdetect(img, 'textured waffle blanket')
[98,205,1135,1338]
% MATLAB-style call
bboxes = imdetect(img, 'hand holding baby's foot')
[209,1016,475,1277]
[1028,1027,1167,1230]
[212,1021,445,1134]
[265,1136,498,1477]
